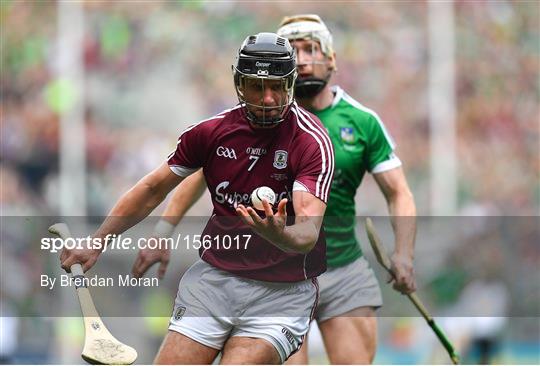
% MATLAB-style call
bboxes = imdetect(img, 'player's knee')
[332,345,373,365]
[359,316,378,363]
[154,348,176,365]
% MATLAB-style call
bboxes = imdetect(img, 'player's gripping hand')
[132,245,170,279]
[60,246,101,273]
[236,198,287,244]
[388,252,416,294]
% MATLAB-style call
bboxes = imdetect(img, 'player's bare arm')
[132,169,207,279]
[373,166,417,294]
[160,168,207,226]
[60,162,184,273]
[236,190,326,254]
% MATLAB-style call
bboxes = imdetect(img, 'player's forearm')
[161,193,195,226]
[94,178,173,246]
[388,189,416,258]
[161,170,206,226]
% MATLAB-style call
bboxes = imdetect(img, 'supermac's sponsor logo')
[215,181,290,207]
[215,181,251,207]
[256,61,271,67]
[216,146,237,160]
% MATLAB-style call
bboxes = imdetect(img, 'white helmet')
[277,14,335,59]
[277,14,336,98]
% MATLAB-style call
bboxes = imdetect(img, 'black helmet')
[233,32,297,127]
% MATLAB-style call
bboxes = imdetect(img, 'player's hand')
[132,244,170,279]
[60,247,101,273]
[236,198,287,243]
[388,252,416,294]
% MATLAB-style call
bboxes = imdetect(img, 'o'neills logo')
[282,327,295,345]
[256,61,271,67]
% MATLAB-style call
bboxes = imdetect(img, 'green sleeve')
[365,114,396,172]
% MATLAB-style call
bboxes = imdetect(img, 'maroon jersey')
[168,102,334,282]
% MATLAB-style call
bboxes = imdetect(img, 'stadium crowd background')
[1,1,538,364]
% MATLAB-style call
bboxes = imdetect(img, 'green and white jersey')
[314,86,401,268]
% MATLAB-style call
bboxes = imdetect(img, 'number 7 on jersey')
[248,155,260,171]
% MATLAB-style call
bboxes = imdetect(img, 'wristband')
[153,219,175,238]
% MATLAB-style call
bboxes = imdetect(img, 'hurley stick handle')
[48,223,100,318]
[364,218,460,364]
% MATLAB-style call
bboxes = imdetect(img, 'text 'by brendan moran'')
[40,274,159,290]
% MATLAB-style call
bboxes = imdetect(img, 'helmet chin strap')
[242,99,290,127]
[295,77,327,98]
[295,69,332,99]
[294,55,334,98]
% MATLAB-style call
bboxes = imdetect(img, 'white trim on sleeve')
[169,165,198,177]
[371,156,402,174]
[293,180,310,193]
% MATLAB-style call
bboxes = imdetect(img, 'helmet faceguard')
[277,14,336,99]
[233,33,297,127]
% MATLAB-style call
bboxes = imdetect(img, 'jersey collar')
[330,85,344,108]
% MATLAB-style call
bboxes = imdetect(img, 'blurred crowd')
[1,0,538,364]
[2,1,538,217]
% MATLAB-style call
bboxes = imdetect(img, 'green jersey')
[314,86,401,268]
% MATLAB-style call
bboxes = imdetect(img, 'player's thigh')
[154,330,220,364]
[232,278,318,363]
[220,336,281,365]
[285,334,308,365]
[318,306,378,364]
[315,257,382,322]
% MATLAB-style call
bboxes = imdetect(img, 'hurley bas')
[40,274,159,290]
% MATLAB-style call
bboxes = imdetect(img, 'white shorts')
[168,260,319,363]
[315,256,383,322]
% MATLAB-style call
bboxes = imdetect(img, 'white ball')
[251,186,276,210]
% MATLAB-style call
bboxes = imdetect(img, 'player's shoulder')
[289,102,325,133]
[181,105,242,134]
[288,103,333,157]
[334,87,396,146]
[332,86,382,126]
[288,103,330,144]
[294,103,322,124]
